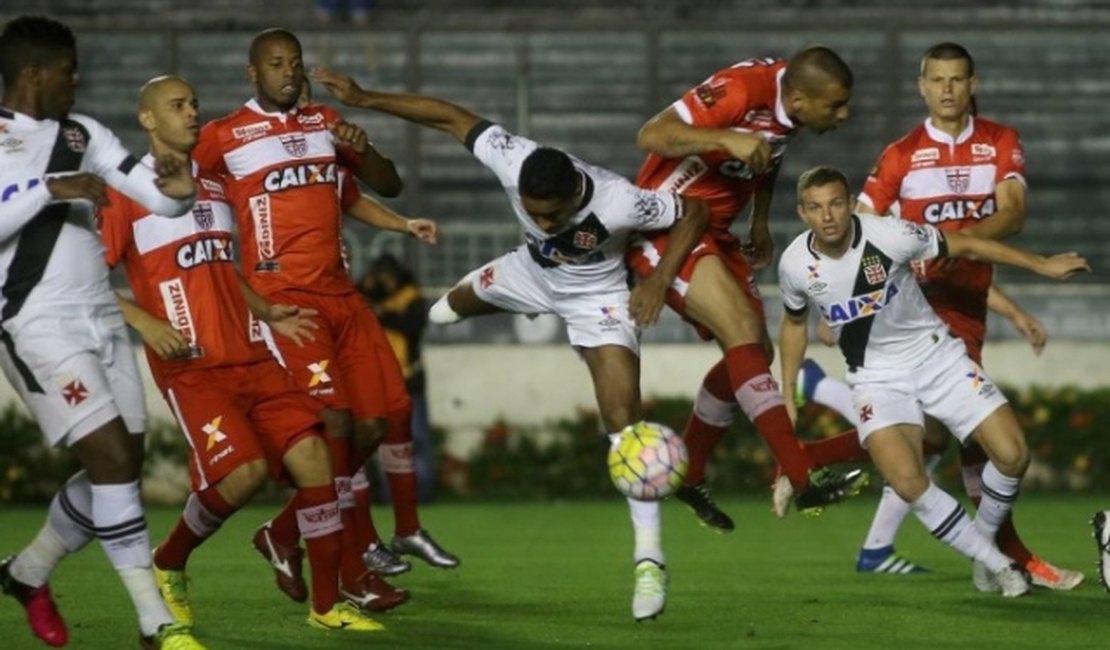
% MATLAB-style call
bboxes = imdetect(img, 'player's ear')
[969,74,979,97]
[247,63,258,85]
[917,75,927,100]
[849,196,858,213]
[137,108,156,133]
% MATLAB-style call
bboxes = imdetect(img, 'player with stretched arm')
[779,166,1088,597]
[311,66,710,621]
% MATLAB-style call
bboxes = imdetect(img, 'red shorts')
[265,289,411,420]
[627,231,765,341]
[162,359,323,491]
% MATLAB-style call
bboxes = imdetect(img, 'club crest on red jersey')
[945,167,971,195]
[279,133,309,158]
[192,202,215,230]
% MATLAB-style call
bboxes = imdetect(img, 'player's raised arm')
[637,106,772,174]
[942,230,1089,280]
[345,194,438,245]
[311,67,482,144]
[629,195,708,327]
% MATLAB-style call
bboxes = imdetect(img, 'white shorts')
[847,333,1008,445]
[0,304,147,447]
[468,246,640,353]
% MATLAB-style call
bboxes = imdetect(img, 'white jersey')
[0,108,193,323]
[779,214,951,372]
[465,121,684,295]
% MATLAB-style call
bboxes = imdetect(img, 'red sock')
[348,440,381,549]
[326,436,366,586]
[383,406,421,536]
[725,344,812,489]
[269,494,302,547]
[683,415,726,486]
[155,487,237,570]
[961,445,1033,565]
[805,430,869,466]
[296,484,343,615]
[683,360,732,486]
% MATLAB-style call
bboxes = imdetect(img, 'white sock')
[91,481,173,635]
[119,568,174,636]
[861,454,943,551]
[628,498,664,566]
[812,376,859,426]
[974,462,1021,541]
[11,471,98,587]
[861,485,912,551]
[912,482,1009,571]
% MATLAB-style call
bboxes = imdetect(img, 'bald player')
[626,47,864,552]
[100,75,384,633]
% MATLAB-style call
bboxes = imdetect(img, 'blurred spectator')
[360,254,436,501]
[315,0,374,26]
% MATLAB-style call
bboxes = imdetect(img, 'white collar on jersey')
[140,152,200,178]
[245,97,299,121]
[806,214,862,259]
[924,115,975,146]
[773,68,794,129]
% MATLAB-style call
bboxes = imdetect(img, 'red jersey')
[636,58,797,237]
[100,160,270,386]
[193,99,362,297]
[859,117,1026,335]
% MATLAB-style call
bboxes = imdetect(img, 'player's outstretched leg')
[674,362,736,532]
[0,470,101,647]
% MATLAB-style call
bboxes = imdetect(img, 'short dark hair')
[783,46,853,94]
[519,147,578,201]
[796,165,851,202]
[920,42,975,77]
[249,28,301,65]
[0,16,76,88]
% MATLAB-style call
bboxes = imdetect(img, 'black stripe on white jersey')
[0,118,89,391]
[1,118,89,322]
[838,239,895,371]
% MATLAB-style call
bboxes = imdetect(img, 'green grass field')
[2,494,1109,649]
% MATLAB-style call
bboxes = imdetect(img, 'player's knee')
[284,435,334,487]
[990,435,1030,477]
[220,459,268,507]
[320,408,353,439]
[887,471,929,503]
[355,417,387,450]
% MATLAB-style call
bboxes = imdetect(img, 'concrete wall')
[1,342,1104,454]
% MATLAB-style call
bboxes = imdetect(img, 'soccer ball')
[608,422,688,501]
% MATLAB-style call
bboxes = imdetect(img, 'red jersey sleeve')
[860,143,908,215]
[677,69,754,130]
[98,187,136,269]
[993,126,1026,185]
[193,122,229,177]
